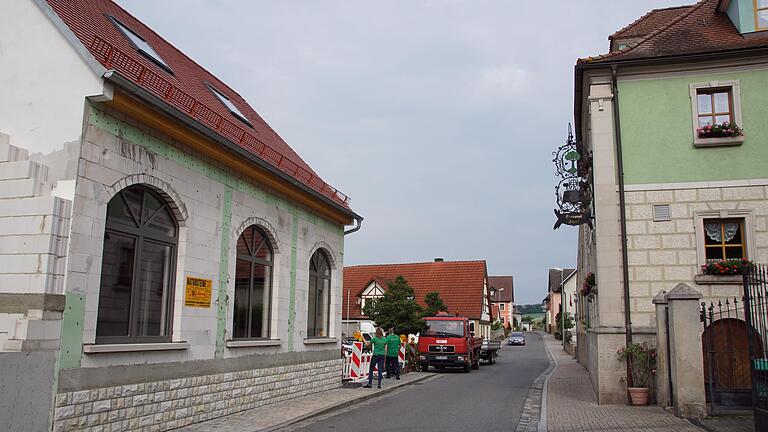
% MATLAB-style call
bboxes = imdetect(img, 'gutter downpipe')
[611,65,634,386]
[344,217,363,235]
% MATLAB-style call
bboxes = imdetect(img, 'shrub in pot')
[617,342,657,406]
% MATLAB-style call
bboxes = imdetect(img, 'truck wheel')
[471,355,479,370]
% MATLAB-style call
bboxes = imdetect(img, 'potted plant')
[580,272,596,298]
[696,122,743,139]
[700,258,753,276]
[617,342,657,405]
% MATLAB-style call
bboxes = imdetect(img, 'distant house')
[342,259,493,338]
[545,268,575,334]
[0,0,361,430]
[488,276,514,328]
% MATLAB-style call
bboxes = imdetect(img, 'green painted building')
[572,0,768,411]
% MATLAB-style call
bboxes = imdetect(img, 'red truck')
[417,313,499,373]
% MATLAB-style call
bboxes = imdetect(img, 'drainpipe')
[611,66,634,353]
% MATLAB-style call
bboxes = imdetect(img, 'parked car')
[507,332,526,346]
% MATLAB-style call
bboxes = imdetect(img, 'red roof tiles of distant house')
[488,276,514,303]
[581,0,768,64]
[343,261,489,321]
[45,0,351,208]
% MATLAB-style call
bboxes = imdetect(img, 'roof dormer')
[720,0,768,33]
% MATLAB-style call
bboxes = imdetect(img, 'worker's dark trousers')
[386,356,400,378]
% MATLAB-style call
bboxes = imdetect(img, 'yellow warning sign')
[185,276,212,308]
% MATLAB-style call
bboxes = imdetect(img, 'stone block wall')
[53,358,341,432]
[624,183,768,327]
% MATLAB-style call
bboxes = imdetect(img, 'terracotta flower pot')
[628,387,649,406]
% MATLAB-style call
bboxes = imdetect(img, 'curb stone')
[264,373,437,432]
[513,333,557,432]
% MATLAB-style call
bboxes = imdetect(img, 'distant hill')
[517,304,544,314]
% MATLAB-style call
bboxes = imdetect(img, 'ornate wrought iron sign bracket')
[553,124,592,230]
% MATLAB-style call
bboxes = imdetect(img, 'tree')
[522,316,533,324]
[491,319,503,331]
[362,276,426,335]
[423,291,448,317]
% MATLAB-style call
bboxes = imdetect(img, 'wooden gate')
[701,299,762,413]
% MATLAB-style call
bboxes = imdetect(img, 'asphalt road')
[282,332,550,432]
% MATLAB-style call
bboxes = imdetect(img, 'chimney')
[434,257,444,262]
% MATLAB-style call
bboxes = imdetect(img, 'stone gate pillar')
[666,283,706,418]
[652,290,670,407]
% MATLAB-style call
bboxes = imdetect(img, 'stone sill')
[226,339,282,348]
[693,135,745,148]
[694,275,742,285]
[83,342,189,354]
[303,337,338,345]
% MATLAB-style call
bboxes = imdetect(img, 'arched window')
[307,250,331,338]
[233,226,273,339]
[96,185,178,343]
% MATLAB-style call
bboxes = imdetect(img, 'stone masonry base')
[53,358,342,432]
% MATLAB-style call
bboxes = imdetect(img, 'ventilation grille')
[653,204,671,222]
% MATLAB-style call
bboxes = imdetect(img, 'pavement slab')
[542,334,705,432]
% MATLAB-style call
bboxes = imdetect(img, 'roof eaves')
[104,71,361,221]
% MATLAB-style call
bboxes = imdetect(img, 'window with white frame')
[499,303,505,311]
[689,81,743,147]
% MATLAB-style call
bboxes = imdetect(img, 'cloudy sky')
[117,0,685,305]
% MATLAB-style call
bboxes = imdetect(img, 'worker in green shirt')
[385,327,401,380]
[364,327,387,388]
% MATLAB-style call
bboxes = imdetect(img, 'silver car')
[507,332,526,346]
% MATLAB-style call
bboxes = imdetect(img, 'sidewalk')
[176,371,434,432]
[542,334,703,432]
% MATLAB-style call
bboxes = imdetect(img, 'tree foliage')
[362,276,426,335]
[423,291,448,317]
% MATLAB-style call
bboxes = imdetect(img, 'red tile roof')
[581,0,768,64]
[342,261,490,321]
[488,276,514,303]
[609,5,693,42]
[45,0,351,208]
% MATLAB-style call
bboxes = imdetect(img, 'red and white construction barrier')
[342,341,406,381]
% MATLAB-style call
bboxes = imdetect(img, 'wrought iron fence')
[743,264,768,431]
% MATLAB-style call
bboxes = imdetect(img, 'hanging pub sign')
[552,124,592,230]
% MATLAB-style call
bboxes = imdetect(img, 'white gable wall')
[0,0,107,161]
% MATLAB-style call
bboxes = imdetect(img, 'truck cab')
[418,314,482,372]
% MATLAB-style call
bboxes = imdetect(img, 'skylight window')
[110,17,172,73]
[208,85,251,126]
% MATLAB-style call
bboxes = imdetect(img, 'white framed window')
[756,0,768,30]
[694,209,755,270]
[689,81,744,147]
[499,303,505,311]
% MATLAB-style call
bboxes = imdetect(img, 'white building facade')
[0,1,361,431]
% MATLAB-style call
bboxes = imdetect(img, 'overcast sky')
[117,0,685,305]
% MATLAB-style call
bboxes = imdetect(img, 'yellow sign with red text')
[185,276,212,308]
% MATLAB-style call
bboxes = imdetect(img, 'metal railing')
[89,36,351,207]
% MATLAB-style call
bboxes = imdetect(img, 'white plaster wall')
[0,0,106,162]
[70,107,345,368]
